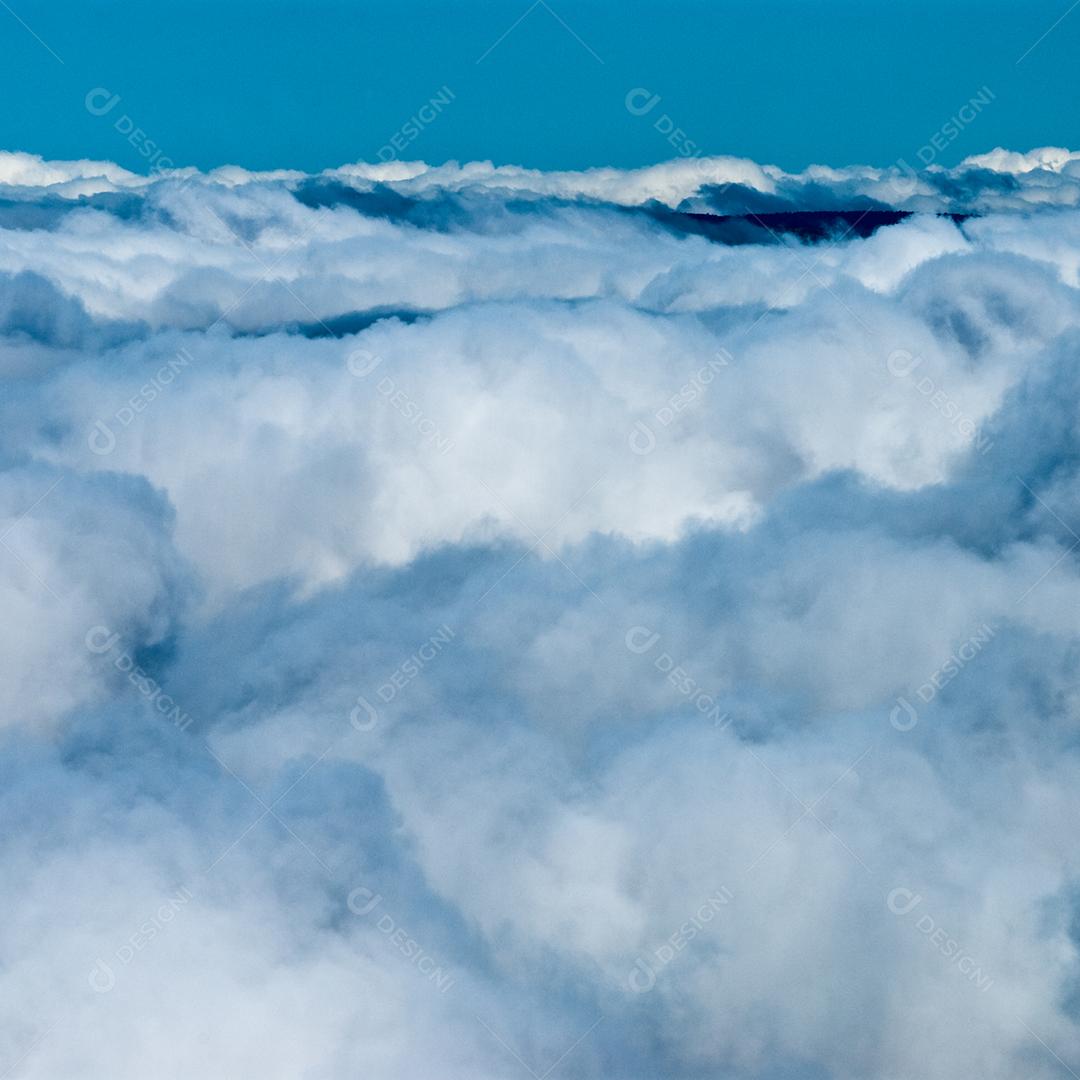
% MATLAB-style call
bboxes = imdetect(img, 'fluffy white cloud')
[2,152,1080,1080]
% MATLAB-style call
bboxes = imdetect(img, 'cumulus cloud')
[2,151,1080,1080]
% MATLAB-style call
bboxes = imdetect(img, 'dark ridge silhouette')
[291,308,427,339]
[644,207,971,245]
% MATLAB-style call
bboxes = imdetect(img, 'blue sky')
[2,0,1078,172]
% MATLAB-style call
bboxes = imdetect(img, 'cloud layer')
[3,149,1080,1079]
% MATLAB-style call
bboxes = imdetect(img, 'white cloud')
[2,151,1080,1080]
